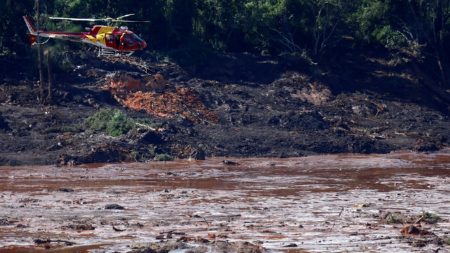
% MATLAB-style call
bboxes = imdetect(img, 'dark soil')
[0,51,449,165]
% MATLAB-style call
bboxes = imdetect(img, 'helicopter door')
[105,33,116,48]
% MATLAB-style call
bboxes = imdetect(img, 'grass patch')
[85,109,134,137]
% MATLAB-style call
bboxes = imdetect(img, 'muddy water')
[0,150,449,252]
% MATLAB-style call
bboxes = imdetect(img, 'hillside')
[0,51,449,165]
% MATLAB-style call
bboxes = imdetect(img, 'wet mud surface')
[1,150,449,252]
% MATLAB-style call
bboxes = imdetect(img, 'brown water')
[0,150,449,252]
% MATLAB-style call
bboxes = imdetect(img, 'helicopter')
[23,14,149,56]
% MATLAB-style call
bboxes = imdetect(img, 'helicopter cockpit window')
[132,34,144,42]
[123,34,142,47]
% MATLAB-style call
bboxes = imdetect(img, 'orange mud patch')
[122,88,218,123]
[105,73,218,123]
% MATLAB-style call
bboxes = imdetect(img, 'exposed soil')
[0,150,449,252]
[0,52,449,165]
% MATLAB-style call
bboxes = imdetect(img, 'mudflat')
[0,150,449,252]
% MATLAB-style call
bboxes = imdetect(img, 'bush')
[85,109,134,137]
[154,153,174,161]
[421,211,441,224]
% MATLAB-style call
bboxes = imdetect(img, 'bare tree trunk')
[36,0,45,103]
[46,50,53,104]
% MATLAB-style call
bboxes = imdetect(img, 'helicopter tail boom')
[23,16,37,35]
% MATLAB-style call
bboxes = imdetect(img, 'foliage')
[154,153,175,161]
[85,109,134,137]
[421,211,441,224]
[446,238,450,246]
[385,212,404,224]
[1,0,449,86]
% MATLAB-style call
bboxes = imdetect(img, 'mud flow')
[0,150,449,252]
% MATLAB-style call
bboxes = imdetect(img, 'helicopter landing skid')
[98,48,134,57]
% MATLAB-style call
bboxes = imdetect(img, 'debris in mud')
[222,160,239,166]
[129,241,189,253]
[112,225,127,232]
[273,72,332,106]
[104,72,218,124]
[129,240,266,253]
[34,238,75,246]
[381,211,406,224]
[122,88,218,123]
[0,153,449,252]
[64,223,95,231]
[401,224,434,236]
[58,188,74,192]
[105,204,125,210]
[0,218,13,226]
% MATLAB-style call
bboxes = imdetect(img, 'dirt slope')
[0,52,449,165]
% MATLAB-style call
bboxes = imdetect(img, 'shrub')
[421,211,441,224]
[154,153,174,161]
[85,109,134,137]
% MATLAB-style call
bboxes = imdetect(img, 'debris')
[34,238,75,246]
[0,218,12,226]
[104,72,218,124]
[65,223,95,231]
[112,225,126,232]
[122,88,218,123]
[58,188,74,192]
[222,160,239,166]
[105,204,125,210]
[401,225,434,236]
[382,212,404,224]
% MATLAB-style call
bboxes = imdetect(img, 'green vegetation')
[154,153,175,162]
[421,211,441,224]
[385,212,403,224]
[445,238,450,246]
[85,109,134,137]
[1,0,449,88]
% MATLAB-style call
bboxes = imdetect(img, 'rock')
[105,204,125,210]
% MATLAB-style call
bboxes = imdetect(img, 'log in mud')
[0,150,449,252]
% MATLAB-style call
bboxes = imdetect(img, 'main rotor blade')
[49,17,101,22]
[116,14,135,20]
[111,19,151,23]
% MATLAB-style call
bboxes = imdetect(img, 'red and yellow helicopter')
[23,14,148,55]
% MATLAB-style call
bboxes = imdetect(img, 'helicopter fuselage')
[23,16,147,52]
